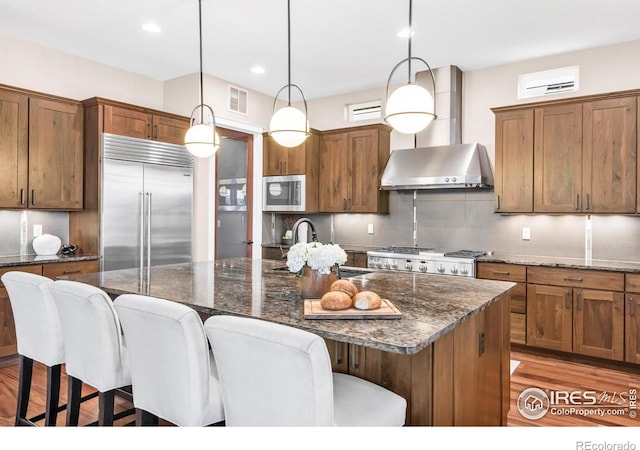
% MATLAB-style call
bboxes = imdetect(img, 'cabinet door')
[0,90,28,208]
[526,284,572,351]
[152,114,190,145]
[319,132,349,212]
[262,135,287,176]
[28,97,83,209]
[626,294,640,363]
[494,109,534,213]
[573,289,624,360]
[104,104,151,140]
[533,104,583,212]
[583,97,637,213]
[347,128,380,212]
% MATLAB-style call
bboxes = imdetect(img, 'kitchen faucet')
[291,218,318,243]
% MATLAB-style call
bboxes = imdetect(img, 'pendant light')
[268,0,310,148]
[185,0,220,158]
[384,0,437,134]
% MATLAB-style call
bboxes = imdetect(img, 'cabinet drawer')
[42,260,100,279]
[0,264,43,288]
[478,263,526,282]
[527,266,624,291]
[625,273,640,293]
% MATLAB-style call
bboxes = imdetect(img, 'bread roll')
[330,279,358,297]
[320,290,353,310]
[353,291,382,310]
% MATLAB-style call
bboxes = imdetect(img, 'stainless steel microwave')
[263,175,305,212]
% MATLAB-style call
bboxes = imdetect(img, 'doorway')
[214,128,253,259]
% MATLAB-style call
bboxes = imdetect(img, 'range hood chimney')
[380,65,494,190]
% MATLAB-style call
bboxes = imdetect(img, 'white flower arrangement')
[286,242,348,276]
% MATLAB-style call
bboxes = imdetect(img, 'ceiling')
[1,0,638,100]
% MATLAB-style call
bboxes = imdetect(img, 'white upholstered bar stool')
[46,280,133,426]
[204,315,407,426]
[113,294,225,426]
[1,271,68,426]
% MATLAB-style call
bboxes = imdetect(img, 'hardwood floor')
[1,350,639,427]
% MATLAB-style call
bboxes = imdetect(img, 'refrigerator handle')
[146,192,152,293]
[139,192,145,284]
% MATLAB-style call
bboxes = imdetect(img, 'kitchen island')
[63,257,515,426]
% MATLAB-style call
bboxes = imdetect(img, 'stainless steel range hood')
[380,65,494,190]
[380,143,494,190]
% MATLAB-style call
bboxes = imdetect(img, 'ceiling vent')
[517,66,579,99]
[229,85,248,114]
[346,100,381,122]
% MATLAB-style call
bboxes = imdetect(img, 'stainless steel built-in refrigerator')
[101,133,193,272]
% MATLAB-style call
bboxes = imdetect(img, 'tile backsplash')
[263,190,640,262]
[0,210,69,256]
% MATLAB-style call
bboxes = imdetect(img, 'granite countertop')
[0,254,100,268]
[61,257,515,355]
[479,253,640,274]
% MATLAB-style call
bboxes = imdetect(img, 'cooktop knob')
[391,261,398,270]
[461,267,469,275]
[384,261,391,269]
[377,261,385,269]
[451,266,459,274]
[404,262,413,271]
[419,264,427,272]
[437,265,445,273]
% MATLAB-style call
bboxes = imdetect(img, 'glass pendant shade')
[269,105,309,147]
[385,83,435,134]
[185,122,220,158]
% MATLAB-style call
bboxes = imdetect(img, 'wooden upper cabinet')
[533,103,583,213]
[583,97,637,213]
[319,124,390,213]
[262,133,311,176]
[493,109,534,213]
[28,97,84,210]
[103,103,189,145]
[0,89,28,208]
[0,86,83,210]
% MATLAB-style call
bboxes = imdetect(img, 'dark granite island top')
[62,257,515,356]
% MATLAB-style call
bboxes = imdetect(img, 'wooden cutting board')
[304,299,401,319]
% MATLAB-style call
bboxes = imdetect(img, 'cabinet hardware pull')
[630,297,636,317]
[576,291,582,310]
[348,198,351,210]
[146,123,151,138]
[565,291,572,309]
[20,188,25,205]
[492,271,510,275]
[575,194,580,211]
[496,194,500,211]
[31,189,35,205]
[154,124,158,139]
[63,270,81,275]
[351,345,359,370]
[585,193,590,211]
[563,277,583,282]
[334,342,342,365]
[342,199,347,210]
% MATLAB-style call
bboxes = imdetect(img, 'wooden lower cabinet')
[324,290,509,426]
[527,267,625,360]
[625,273,640,363]
[345,251,367,268]
[0,260,100,357]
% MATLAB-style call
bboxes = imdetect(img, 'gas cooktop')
[366,247,486,277]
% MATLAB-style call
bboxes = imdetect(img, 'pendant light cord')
[198,0,204,122]
[287,0,292,106]
[407,0,412,84]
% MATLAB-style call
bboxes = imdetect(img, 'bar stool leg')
[98,390,115,426]
[45,364,62,426]
[66,376,83,426]
[136,408,159,426]
[15,355,34,426]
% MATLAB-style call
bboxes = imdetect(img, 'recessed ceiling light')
[397,28,414,38]
[142,23,161,33]
[251,66,266,74]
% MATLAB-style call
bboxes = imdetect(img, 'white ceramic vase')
[32,234,62,256]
